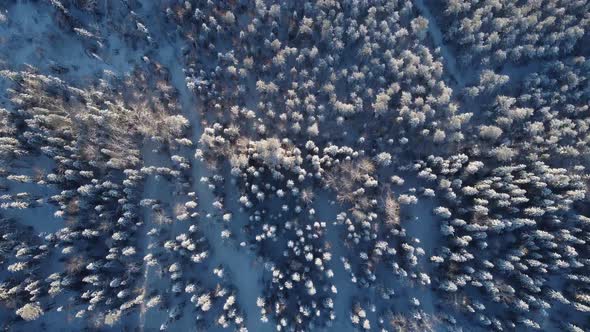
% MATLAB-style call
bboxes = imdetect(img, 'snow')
[137,142,172,331]
[314,191,357,331]
[398,174,441,315]
[0,1,447,329]
[1,155,61,233]
[414,0,469,90]
[383,170,441,314]
[1,1,583,331]
[132,4,271,329]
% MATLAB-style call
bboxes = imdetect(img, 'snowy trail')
[399,173,441,315]
[415,0,552,91]
[176,63,272,332]
[370,171,442,320]
[413,0,469,90]
[137,142,164,332]
[314,193,356,331]
[148,32,272,332]
[179,67,272,332]
[403,201,438,314]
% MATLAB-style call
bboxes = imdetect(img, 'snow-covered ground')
[1,1,449,329]
[414,0,471,90]
[137,6,271,329]
[2,1,587,331]
[314,191,357,331]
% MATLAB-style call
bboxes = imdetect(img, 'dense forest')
[0,0,589,331]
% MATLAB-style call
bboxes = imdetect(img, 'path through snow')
[314,192,356,331]
[144,16,271,330]
[414,0,469,90]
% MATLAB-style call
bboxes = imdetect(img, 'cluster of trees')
[478,57,590,167]
[0,0,253,329]
[186,0,465,327]
[422,55,590,331]
[438,0,589,66]
[419,153,589,330]
[169,0,471,154]
[0,68,147,325]
[199,122,340,330]
[0,62,254,330]
[189,0,590,329]
[0,218,49,323]
[48,0,156,60]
